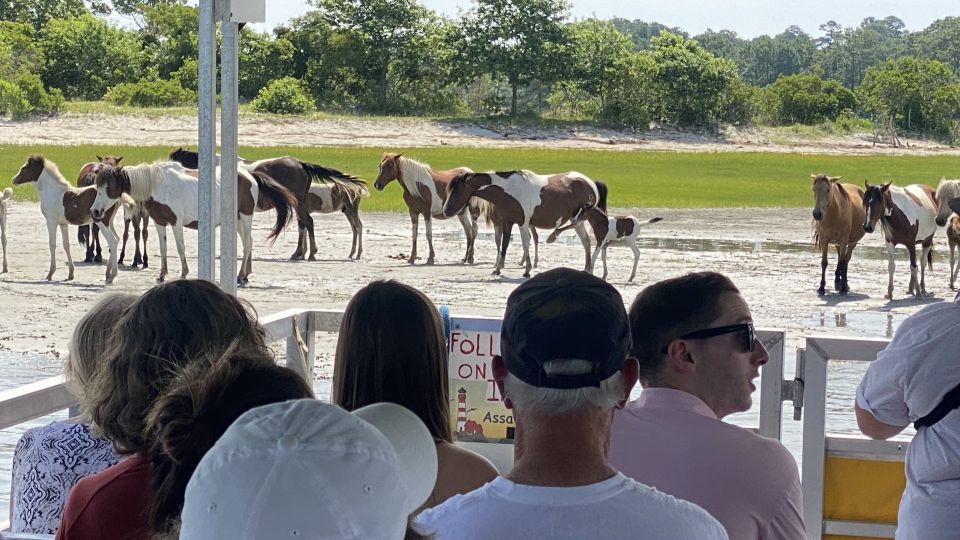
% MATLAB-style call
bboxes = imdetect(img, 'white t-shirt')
[414,472,728,540]
[857,300,960,540]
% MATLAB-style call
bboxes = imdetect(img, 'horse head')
[934,177,960,226]
[862,180,891,233]
[11,155,45,185]
[443,172,482,218]
[91,165,128,222]
[374,152,402,191]
[811,174,841,221]
[97,155,123,167]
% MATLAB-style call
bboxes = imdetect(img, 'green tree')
[139,2,198,80]
[741,26,814,86]
[857,56,957,133]
[39,14,143,99]
[601,51,657,130]
[910,17,960,74]
[566,19,631,110]
[239,29,295,100]
[649,30,739,126]
[694,29,746,70]
[0,0,90,32]
[0,21,44,79]
[110,0,183,17]
[765,73,856,124]
[815,17,908,88]
[610,18,685,51]
[457,0,571,116]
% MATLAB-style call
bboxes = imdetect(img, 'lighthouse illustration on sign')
[456,387,484,436]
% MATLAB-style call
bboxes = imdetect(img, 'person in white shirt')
[856,298,960,540]
[415,267,727,540]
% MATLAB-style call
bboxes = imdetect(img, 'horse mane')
[124,162,171,201]
[935,178,960,206]
[397,156,436,200]
[39,158,71,188]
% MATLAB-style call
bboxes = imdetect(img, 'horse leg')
[424,215,436,265]
[951,240,958,290]
[353,209,363,260]
[306,212,318,261]
[589,244,603,277]
[817,244,828,296]
[0,212,7,273]
[129,214,140,268]
[574,222,592,273]
[495,224,512,276]
[519,225,533,277]
[408,211,419,264]
[92,223,103,263]
[45,221,58,280]
[97,219,119,284]
[883,243,896,299]
[905,244,919,298]
[290,209,307,260]
[919,242,932,297]
[457,212,473,264]
[600,246,609,281]
[59,224,75,281]
[237,215,253,285]
[140,213,150,268]
[833,244,843,292]
[155,224,168,282]
[840,243,855,295]
[119,217,131,266]
[629,243,640,282]
[173,225,188,279]
[80,225,93,263]
[531,227,539,268]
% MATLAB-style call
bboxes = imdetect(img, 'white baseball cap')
[179,399,438,540]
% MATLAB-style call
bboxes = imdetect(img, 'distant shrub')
[251,77,315,115]
[104,79,196,107]
[0,79,31,119]
[14,73,63,116]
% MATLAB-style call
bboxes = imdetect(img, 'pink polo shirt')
[609,388,804,540]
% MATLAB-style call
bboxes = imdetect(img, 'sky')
[239,0,958,38]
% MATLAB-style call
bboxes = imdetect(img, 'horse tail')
[299,161,363,186]
[0,187,11,201]
[595,181,608,212]
[78,224,89,247]
[253,171,298,243]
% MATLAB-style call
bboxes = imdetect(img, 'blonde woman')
[334,280,498,511]
[9,293,135,534]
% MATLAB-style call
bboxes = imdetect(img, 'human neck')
[645,378,727,419]
[507,408,616,487]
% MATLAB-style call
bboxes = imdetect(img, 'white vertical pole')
[197,0,217,282]
[219,0,238,295]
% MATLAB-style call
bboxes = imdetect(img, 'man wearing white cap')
[415,268,727,539]
[179,399,437,540]
[856,299,960,540]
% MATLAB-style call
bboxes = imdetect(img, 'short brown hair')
[333,280,451,442]
[66,293,137,411]
[628,272,739,382]
[89,279,268,455]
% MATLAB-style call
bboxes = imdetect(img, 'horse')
[76,155,123,264]
[443,170,606,277]
[934,177,960,226]
[374,153,489,265]
[944,212,960,289]
[12,156,120,282]
[811,174,866,296]
[169,147,359,261]
[304,179,369,259]
[0,187,10,273]
[862,180,938,299]
[90,162,295,284]
[546,205,662,281]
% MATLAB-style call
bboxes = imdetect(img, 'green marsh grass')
[2,144,956,211]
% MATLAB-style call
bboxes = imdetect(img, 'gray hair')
[503,359,625,414]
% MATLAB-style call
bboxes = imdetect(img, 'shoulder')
[437,443,499,479]
[415,482,498,532]
[616,479,728,538]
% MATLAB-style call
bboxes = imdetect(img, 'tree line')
[1,0,959,142]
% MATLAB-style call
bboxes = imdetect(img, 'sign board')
[448,316,514,444]
[229,0,265,23]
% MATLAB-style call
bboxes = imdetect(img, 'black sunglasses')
[660,322,756,354]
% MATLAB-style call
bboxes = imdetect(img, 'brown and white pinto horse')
[547,206,662,281]
[76,155,122,264]
[811,174,866,296]
[862,181,938,299]
[169,148,359,261]
[90,162,295,284]
[12,156,120,282]
[0,187,10,273]
[443,170,606,277]
[304,179,369,259]
[375,153,488,265]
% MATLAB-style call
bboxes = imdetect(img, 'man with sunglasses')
[609,272,804,540]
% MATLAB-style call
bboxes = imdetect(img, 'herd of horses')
[811,173,960,299]
[6,149,959,297]
[5,150,656,284]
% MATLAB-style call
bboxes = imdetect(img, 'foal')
[0,187,10,273]
[76,156,122,264]
[304,179,369,259]
[12,156,119,282]
[546,206,662,281]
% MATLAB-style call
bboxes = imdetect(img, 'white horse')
[89,162,290,284]
[0,187,11,273]
[12,156,120,282]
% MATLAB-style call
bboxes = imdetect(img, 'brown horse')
[443,170,607,277]
[862,181,938,299]
[169,148,361,261]
[76,155,122,263]
[811,174,866,296]
[374,153,488,265]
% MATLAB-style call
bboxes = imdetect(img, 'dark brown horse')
[76,155,122,263]
[374,153,488,265]
[169,148,362,261]
[811,174,865,296]
[443,170,607,277]
[862,181,938,299]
